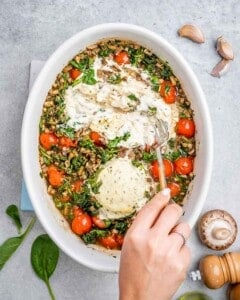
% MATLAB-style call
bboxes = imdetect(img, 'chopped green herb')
[165,84,170,94]
[167,138,176,149]
[70,155,85,172]
[114,221,128,234]
[107,132,130,148]
[127,94,139,101]
[108,74,122,84]
[142,151,157,162]
[86,170,102,194]
[70,57,94,71]
[98,46,113,57]
[128,47,145,65]
[56,125,75,139]
[82,229,107,244]
[160,62,173,80]
[39,146,53,165]
[132,160,143,168]
[82,68,97,85]
[148,106,157,115]
[151,76,160,92]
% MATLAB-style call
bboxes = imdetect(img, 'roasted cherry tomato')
[59,136,77,148]
[47,165,64,187]
[114,51,130,64]
[92,216,111,229]
[115,234,124,247]
[39,132,59,150]
[71,213,92,235]
[159,81,177,104]
[89,131,104,146]
[69,68,81,80]
[176,118,195,138]
[73,206,84,217]
[99,234,118,249]
[167,182,181,197]
[174,157,193,175]
[150,159,174,180]
[72,180,83,193]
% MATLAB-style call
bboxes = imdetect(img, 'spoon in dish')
[153,119,169,191]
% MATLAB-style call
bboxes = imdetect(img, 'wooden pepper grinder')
[228,283,240,300]
[198,252,240,289]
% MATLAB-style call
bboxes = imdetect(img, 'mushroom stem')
[212,227,231,240]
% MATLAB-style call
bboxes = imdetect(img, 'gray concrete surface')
[0,1,240,299]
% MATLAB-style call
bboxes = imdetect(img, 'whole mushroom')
[198,209,237,250]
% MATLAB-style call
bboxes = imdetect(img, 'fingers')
[152,202,183,235]
[180,245,191,270]
[169,222,191,250]
[129,189,170,232]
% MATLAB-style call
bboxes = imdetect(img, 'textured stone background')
[0,0,240,299]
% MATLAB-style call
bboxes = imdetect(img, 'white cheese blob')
[64,56,179,147]
[95,157,151,219]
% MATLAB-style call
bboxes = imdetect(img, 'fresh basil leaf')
[31,234,59,300]
[0,218,36,271]
[6,205,22,233]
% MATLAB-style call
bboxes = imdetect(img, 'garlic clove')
[211,59,230,78]
[217,36,234,60]
[178,24,205,43]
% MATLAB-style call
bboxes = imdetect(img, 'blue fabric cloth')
[21,180,34,211]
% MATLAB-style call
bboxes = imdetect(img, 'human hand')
[119,188,191,300]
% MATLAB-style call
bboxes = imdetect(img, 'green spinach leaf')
[6,204,22,233]
[31,234,59,300]
[82,229,107,244]
[82,69,97,85]
[0,218,36,271]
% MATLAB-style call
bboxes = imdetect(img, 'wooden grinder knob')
[199,252,240,289]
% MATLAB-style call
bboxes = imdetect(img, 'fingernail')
[161,188,170,197]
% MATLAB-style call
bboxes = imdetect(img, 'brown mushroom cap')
[198,209,238,250]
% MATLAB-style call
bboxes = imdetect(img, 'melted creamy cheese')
[95,157,151,219]
[64,57,179,147]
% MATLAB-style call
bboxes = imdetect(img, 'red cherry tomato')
[89,131,104,146]
[59,136,77,148]
[159,81,177,104]
[39,132,59,150]
[150,159,174,180]
[69,68,81,80]
[167,182,181,197]
[176,119,195,138]
[99,234,118,249]
[47,165,64,187]
[72,180,83,193]
[92,216,110,229]
[115,234,124,247]
[174,157,193,175]
[73,206,84,217]
[71,213,92,235]
[114,51,130,64]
